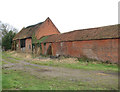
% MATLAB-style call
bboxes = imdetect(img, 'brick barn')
[40,24,119,63]
[12,17,60,53]
[12,18,119,63]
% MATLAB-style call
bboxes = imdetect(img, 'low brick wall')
[25,38,32,53]
[48,38,118,63]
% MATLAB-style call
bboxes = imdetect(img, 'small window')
[44,43,46,46]
[29,45,31,49]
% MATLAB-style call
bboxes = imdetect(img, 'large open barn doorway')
[20,39,26,51]
[20,39,25,48]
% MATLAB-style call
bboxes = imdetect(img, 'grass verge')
[3,51,118,72]
[2,52,19,63]
[3,69,112,90]
[26,60,118,72]
[2,51,118,90]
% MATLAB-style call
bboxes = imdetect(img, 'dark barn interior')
[20,39,25,48]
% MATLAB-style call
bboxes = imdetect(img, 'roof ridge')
[60,24,118,35]
[43,24,118,43]
[26,22,43,28]
[74,24,118,31]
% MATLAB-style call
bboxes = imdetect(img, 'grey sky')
[0,0,119,33]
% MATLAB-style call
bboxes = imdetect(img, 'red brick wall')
[50,38,118,63]
[41,43,44,55]
[36,18,60,39]
[25,38,32,53]
[45,43,50,55]
[16,38,32,53]
[41,43,51,55]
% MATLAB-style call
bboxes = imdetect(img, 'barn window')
[44,43,46,46]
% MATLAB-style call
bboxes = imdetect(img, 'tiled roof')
[43,24,119,43]
[13,22,43,40]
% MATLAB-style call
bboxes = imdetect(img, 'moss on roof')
[43,24,119,43]
[32,35,49,44]
[13,22,43,40]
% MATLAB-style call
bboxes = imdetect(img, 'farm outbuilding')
[12,17,60,53]
[12,17,119,63]
[40,24,119,63]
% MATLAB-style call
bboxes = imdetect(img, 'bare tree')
[0,21,18,50]
[0,21,18,37]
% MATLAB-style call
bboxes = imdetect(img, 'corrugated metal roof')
[43,24,119,43]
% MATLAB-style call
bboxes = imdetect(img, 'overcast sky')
[0,0,119,33]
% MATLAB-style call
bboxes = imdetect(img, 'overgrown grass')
[2,52,20,63]
[2,57,18,63]
[26,60,118,72]
[0,51,2,92]
[0,51,2,66]
[2,61,8,64]
[2,51,22,61]
[0,61,1,65]
[2,69,112,90]
[2,51,118,90]
[2,51,118,72]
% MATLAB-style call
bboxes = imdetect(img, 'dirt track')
[2,54,118,90]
